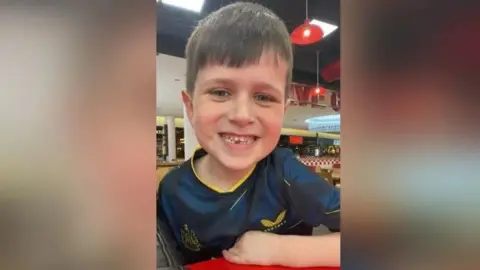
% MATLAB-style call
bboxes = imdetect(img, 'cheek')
[191,99,226,131]
[265,120,283,139]
[259,107,284,137]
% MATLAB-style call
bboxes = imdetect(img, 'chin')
[219,156,257,172]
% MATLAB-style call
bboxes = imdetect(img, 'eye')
[209,88,231,98]
[254,93,276,103]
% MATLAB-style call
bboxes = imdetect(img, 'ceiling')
[157,53,338,129]
[156,0,340,90]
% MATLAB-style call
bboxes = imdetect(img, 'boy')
[157,2,340,267]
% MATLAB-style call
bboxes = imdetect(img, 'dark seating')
[157,215,185,268]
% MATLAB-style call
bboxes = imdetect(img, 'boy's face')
[183,52,288,171]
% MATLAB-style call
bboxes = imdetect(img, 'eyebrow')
[197,78,236,89]
[252,81,283,95]
[198,78,282,94]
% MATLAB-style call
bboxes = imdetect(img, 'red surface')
[187,258,339,270]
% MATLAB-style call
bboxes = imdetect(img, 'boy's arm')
[223,230,340,267]
[224,151,341,267]
[274,233,340,268]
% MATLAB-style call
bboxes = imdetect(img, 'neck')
[198,155,253,191]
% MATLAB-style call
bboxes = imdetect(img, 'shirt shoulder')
[270,147,295,158]
[159,161,191,197]
[267,147,301,173]
[267,147,295,166]
[269,148,328,185]
[257,147,299,187]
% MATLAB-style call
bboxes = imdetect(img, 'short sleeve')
[279,150,340,230]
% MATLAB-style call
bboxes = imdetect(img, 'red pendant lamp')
[314,87,327,95]
[291,0,324,45]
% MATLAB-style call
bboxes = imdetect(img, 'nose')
[227,94,254,127]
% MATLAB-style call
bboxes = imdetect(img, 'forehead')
[196,51,289,86]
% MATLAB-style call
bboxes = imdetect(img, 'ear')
[284,98,291,114]
[181,91,194,124]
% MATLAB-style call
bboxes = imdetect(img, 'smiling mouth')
[219,133,258,144]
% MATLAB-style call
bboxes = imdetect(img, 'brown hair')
[185,2,293,95]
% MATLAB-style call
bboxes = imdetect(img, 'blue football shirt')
[157,147,340,264]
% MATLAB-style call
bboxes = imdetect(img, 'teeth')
[221,134,256,144]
